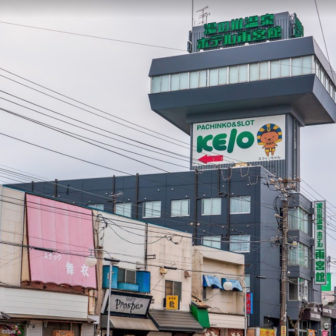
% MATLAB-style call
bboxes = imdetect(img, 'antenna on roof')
[196,6,210,25]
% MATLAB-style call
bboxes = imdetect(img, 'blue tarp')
[222,278,243,291]
[202,275,222,289]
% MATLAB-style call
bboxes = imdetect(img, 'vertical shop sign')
[314,201,326,285]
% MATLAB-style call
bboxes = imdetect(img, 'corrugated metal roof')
[149,310,203,332]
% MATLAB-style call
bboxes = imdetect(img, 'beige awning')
[110,316,158,331]
[7,314,95,323]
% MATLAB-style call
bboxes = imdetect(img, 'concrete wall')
[147,226,192,311]
[192,246,244,315]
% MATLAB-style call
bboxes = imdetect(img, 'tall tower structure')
[148,12,336,178]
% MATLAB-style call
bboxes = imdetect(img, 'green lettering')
[213,133,227,151]
[197,135,213,153]
[237,131,254,149]
[227,129,237,153]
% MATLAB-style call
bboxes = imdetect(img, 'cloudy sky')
[0,0,336,273]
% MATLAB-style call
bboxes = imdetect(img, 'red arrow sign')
[198,154,223,164]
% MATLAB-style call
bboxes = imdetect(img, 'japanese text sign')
[166,295,179,310]
[26,194,96,288]
[246,292,253,315]
[314,201,326,285]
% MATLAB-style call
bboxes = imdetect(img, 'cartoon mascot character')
[257,123,282,157]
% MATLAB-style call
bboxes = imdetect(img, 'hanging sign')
[192,115,286,167]
[314,201,327,285]
[166,295,179,310]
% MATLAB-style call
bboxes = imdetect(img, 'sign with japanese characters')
[192,115,286,167]
[26,194,97,288]
[246,292,253,315]
[314,201,327,285]
[260,329,275,336]
[107,292,152,316]
[196,13,304,51]
[166,295,179,310]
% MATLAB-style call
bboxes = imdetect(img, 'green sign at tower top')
[196,13,304,51]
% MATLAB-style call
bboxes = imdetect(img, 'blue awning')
[222,278,243,291]
[203,275,222,289]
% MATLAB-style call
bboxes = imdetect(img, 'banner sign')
[246,292,253,315]
[260,329,275,336]
[107,293,151,316]
[321,273,331,291]
[314,201,327,285]
[166,295,179,310]
[26,194,96,288]
[0,325,24,336]
[192,115,286,167]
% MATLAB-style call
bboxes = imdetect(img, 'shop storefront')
[101,291,158,336]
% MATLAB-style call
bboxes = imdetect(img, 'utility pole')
[270,178,300,336]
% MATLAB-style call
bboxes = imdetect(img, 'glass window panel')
[302,56,312,75]
[326,80,330,93]
[161,75,170,92]
[165,280,182,303]
[190,71,199,89]
[238,65,248,82]
[171,199,190,217]
[203,235,221,249]
[292,58,303,76]
[321,71,326,87]
[125,270,136,284]
[201,198,221,216]
[259,62,269,80]
[143,201,161,218]
[199,70,207,87]
[180,73,189,90]
[230,196,251,214]
[280,59,290,77]
[244,275,251,292]
[229,66,239,84]
[115,202,132,217]
[289,243,309,267]
[209,69,219,86]
[288,208,309,234]
[249,63,259,81]
[88,203,104,210]
[229,235,250,253]
[218,68,228,85]
[271,60,281,79]
[151,77,161,93]
[171,74,180,91]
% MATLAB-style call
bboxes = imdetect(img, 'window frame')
[229,234,251,253]
[230,195,251,215]
[202,235,221,249]
[115,202,132,218]
[170,199,190,217]
[165,280,182,307]
[143,200,162,218]
[118,268,137,284]
[201,197,222,216]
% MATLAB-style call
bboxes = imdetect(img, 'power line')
[0,20,186,52]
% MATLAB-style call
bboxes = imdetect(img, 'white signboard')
[108,293,151,315]
[192,115,286,166]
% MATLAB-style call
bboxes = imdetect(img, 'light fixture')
[223,281,233,291]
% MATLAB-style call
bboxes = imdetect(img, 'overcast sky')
[0,0,336,276]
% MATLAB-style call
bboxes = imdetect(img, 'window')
[161,75,170,92]
[259,62,269,80]
[270,59,290,79]
[151,76,161,93]
[115,202,132,218]
[202,235,221,249]
[292,56,313,76]
[201,198,221,216]
[244,274,251,292]
[238,64,248,82]
[289,278,308,301]
[209,68,219,86]
[190,71,207,88]
[229,66,239,84]
[288,207,309,234]
[230,235,250,253]
[88,203,104,211]
[171,199,190,217]
[165,280,182,304]
[230,196,251,214]
[288,243,309,268]
[218,68,228,85]
[118,268,136,284]
[143,201,161,218]
[249,63,259,81]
